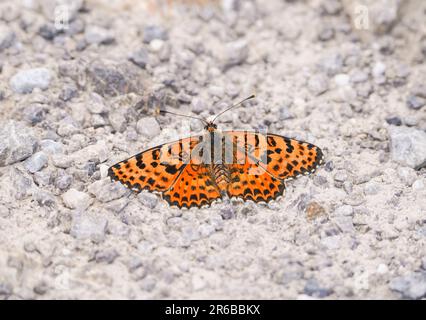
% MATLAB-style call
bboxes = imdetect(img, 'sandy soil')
[0,0,425,299]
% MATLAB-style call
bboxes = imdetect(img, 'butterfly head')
[204,122,217,132]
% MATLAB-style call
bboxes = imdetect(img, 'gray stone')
[40,139,63,154]
[56,118,79,137]
[278,105,294,121]
[10,168,34,200]
[62,188,93,210]
[59,84,78,101]
[307,74,329,96]
[386,116,402,126]
[273,262,304,285]
[71,140,109,165]
[70,213,108,242]
[143,25,168,43]
[406,95,425,110]
[10,68,52,94]
[38,23,60,40]
[0,26,15,51]
[369,0,400,34]
[191,97,207,115]
[318,53,343,76]
[33,281,49,295]
[0,283,13,296]
[397,167,417,186]
[389,272,426,299]
[404,116,419,127]
[350,69,368,83]
[87,92,108,114]
[198,224,216,238]
[372,62,386,78]
[333,170,348,186]
[412,179,424,191]
[88,179,128,202]
[136,117,161,139]
[0,121,37,166]
[318,27,334,41]
[304,279,333,298]
[33,170,52,186]
[140,276,157,292]
[108,110,127,133]
[334,216,355,233]
[320,0,342,15]
[138,192,158,209]
[182,225,201,243]
[129,48,149,69]
[23,104,46,125]
[221,207,235,220]
[86,61,141,97]
[84,25,115,45]
[94,249,119,264]
[389,126,426,169]
[24,152,48,173]
[223,40,248,69]
[33,189,55,207]
[364,182,380,195]
[422,257,426,270]
[55,174,73,190]
[334,205,354,217]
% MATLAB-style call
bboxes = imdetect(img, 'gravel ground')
[0,0,425,300]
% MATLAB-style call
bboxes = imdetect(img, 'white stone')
[10,68,52,94]
[334,74,350,87]
[389,126,426,169]
[24,151,48,173]
[62,188,92,210]
[136,117,161,139]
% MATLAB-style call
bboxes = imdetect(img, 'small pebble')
[55,174,73,190]
[62,188,92,210]
[70,213,108,242]
[0,120,37,166]
[143,25,168,43]
[307,74,329,96]
[389,126,426,169]
[138,192,158,209]
[84,25,115,45]
[406,95,425,110]
[223,40,248,70]
[306,202,326,220]
[129,48,149,69]
[24,152,48,173]
[10,68,52,94]
[385,116,402,126]
[136,117,161,139]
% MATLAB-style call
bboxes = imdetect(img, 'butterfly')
[108,95,324,209]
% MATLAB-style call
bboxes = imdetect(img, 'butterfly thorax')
[204,127,231,193]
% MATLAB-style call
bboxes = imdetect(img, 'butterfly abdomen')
[212,164,230,192]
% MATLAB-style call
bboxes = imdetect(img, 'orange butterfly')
[108,95,324,208]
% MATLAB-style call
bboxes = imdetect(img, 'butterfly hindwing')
[227,161,285,203]
[108,136,201,193]
[162,163,222,208]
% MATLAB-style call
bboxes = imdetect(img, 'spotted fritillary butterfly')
[108,95,324,208]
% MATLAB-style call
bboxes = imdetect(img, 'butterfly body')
[108,121,324,209]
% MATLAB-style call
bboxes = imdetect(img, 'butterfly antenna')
[159,109,208,125]
[212,94,256,123]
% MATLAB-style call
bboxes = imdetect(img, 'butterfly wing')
[108,136,201,193]
[162,163,222,209]
[223,131,323,202]
[227,161,286,202]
